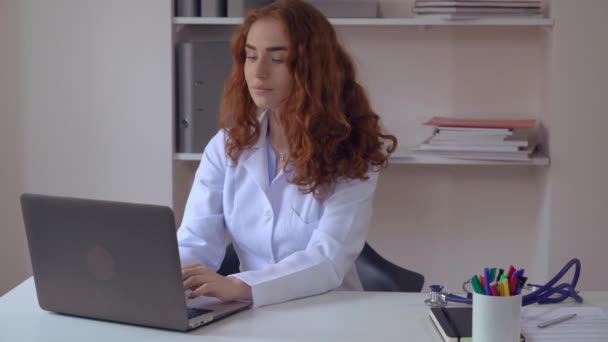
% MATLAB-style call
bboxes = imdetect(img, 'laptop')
[20,193,251,331]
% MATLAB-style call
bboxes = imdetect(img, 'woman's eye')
[271,58,284,63]
[246,56,257,60]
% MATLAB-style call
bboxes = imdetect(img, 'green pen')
[471,275,485,294]
[490,268,497,283]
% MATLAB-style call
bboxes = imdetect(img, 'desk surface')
[2,278,608,342]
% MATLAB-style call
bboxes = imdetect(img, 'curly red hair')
[219,0,397,196]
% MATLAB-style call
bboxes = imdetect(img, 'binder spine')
[175,0,200,17]
[176,43,194,153]
[201,0,227,17]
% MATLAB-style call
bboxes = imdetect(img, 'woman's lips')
[253,87,272,95]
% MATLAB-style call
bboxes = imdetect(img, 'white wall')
[0,0,30,296]
[0,0,174,295]
[19,0,173,205]
[544,0,608,290]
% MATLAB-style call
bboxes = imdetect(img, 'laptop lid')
[20,193,249,331]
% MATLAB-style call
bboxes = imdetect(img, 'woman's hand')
[182,264,252,302]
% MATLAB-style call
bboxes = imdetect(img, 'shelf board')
[174,17,553,27]
[174,151,549,166]
[391,151,549,166]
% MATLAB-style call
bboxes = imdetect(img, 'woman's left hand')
[182,264,252,302]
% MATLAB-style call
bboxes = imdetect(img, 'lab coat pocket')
[290,206,320,233]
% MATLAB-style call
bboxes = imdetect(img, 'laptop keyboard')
[187,307,212,319]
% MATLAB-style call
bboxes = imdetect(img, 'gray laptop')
[20,193,250,331]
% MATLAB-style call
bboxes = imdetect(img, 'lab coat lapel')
[240,111,270,195]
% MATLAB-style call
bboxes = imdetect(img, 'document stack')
[413,0,544,20]
[412,116,538,162]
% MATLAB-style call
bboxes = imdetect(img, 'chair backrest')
[355,242,424,292]
[217,242,425,292]
[216,243,240,276]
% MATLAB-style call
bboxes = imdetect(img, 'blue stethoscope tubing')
[444,258,583,306]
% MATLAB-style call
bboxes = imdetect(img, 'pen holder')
[472,292,522,342]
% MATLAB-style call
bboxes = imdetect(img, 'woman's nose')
[254,60,268,79]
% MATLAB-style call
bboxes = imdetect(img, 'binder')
[227,0,273,17]
[175,0,200,17]
[175,41,232,153]
[201,0,227,17]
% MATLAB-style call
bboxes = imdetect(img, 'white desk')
[2,278,608,342]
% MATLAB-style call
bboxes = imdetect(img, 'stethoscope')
[425,258,583,307]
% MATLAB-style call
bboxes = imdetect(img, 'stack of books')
[413,0,544,20]
[412,116,538,161]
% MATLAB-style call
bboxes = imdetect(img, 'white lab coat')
[177,111,379,308]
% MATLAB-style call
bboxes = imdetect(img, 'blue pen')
[483,268,492,296]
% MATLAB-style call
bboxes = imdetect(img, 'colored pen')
[490,283,498,296]
[507,265,516,280]
[509,276,519,295]
[501,279,510,296]
[472,275,485,294]
[490,268,497,283]
[496,268,504,282]
[538,313,577,328]
[484,268,492,296]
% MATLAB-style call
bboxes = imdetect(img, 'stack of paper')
[521,306,608,341]
[413,0,544,20]
[412,116,538,161]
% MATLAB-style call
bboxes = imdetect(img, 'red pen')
[490,283,498,296]
[507,265,516,280]
[509,276,519,295]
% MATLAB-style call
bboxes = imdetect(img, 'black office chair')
[216,243,241,277]
[216,242,425,292]
[355,242,424,292]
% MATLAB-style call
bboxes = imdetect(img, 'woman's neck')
[268,109,289,155]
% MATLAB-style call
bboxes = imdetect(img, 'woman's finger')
[183,273,216,290]
[181,264,209,279]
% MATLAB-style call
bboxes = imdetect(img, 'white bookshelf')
[173,13,552,168]
[174,151,549,166]
[174,17,554,27]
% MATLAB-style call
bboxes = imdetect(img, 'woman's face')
[244,17,293,112]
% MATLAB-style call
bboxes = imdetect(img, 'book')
[414,13,544,20]
[437,127,514,135]
[416,0,541,2]
[430,307,526,342]
[430,131,529,147]
[415,1,542,8]
[414,7,541,14]
[430,307,472,342]
[419,139,522,152]
[424,116,537,130]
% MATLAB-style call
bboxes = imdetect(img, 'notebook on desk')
[429,307,525,342]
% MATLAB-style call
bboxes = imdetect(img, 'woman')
[178,0,397,308]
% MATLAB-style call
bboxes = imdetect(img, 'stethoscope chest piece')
[425,285,448,308]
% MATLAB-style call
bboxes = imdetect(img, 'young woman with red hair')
[178,0,397,308]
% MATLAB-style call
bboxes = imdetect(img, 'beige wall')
[0,0,30,296]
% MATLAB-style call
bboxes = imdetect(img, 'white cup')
[473,292,522,342]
